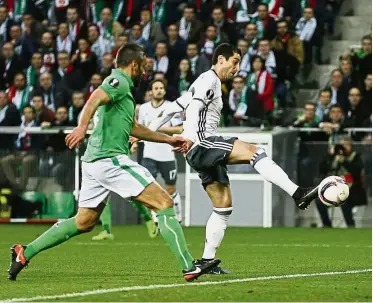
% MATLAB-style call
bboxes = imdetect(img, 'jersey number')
[169,169,177,181]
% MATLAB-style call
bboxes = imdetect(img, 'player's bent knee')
[75,214,97,233]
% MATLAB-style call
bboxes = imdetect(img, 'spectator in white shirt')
[238,39,250,77]
[88,24,113,67]
[56,23,72,55]
[257,39,276,78]
[296,7,317,64]
[154,42,169,75]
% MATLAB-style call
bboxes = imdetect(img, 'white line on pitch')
[4,269,371,302]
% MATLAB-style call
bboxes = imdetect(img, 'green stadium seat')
[43,192,76,219]
[21,191,47,216]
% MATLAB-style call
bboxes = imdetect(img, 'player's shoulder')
[194,70,220,88]
[101,70,130,91]
[139,101,151,111]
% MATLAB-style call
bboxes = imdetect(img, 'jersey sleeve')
[99,75,129,103]
[188,73,216,105]
[170,112,183,126]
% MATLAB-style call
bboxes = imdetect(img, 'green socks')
[157,207,194,271]
[24,217,81,260]
[130,200,152,222]
[101,202,112,234]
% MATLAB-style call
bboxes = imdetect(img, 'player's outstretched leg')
[130,200,158,239]
[228,140,319,209]
[134,182,220,281]
[92,201,114,240]
[8,205,104,281]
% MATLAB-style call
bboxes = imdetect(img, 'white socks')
[253,153,298,196]
[171,192,183,223]
[202,207,232,260]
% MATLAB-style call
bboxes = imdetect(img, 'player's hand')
[65,126,86,149]
[168,136,188,153]
[130,142,138,154]
[172,137,193,153]
[129,136,139,144]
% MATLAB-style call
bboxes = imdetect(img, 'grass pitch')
[1,225,371,302]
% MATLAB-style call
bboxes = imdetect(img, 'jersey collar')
[114,68,134,88]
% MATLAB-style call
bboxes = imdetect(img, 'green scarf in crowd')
[15,0,27,19]
[153,0,166,24]
[26,65,37,89]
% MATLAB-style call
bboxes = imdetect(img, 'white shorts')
[78,155,155,208]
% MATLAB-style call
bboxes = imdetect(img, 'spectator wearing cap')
[345,87,370,129]
[30,93,54,125]
[257,39,276,78]
[186,42,210,78]
[296,7,317,64]
[201,25,228,59]
[53,50,85,92]
[249,3,277,41]
[97,7,123,41]
[340,58,359,91]
[208,7,236,44]
[166,24,187,76]
[316,89,332,121]
[244,23,259,55]
[238,39,250,77]
[9,24,36,68]
[325,69,348,112]
[100,53,114,80]
[153,41,169,75]
[351,35,372,86]
[179,5,204,44]
[72,38,98,84]
[6,72,29,113]
[21,13,45,45]
[39,32,56,73]
[112,33,128,58]
[68,91,85,126]
[88,24,113,67]
[56,23,73,55]
[140,8,166,46]
[0,42,23,90]
[130,23,152,56]
[83,73,102,102]
[362,74,372,116]
[0,6,14,42]
[26,52,46,92]
[0,90,21,150]
[66,6,88,42]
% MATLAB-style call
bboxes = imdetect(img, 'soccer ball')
[318,176,350,207]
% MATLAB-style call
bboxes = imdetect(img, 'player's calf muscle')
[228,140,258,164]
[75,207,102,232]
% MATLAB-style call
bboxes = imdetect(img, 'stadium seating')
[21,191,47,215]
[42,192,76,219]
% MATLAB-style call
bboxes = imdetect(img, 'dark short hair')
[72,91,84,97]
[32,93,44,102]
[277,18,288,26]
[304,102,316,109]
[14,72,25,79]
[88,24,100,33]
[212,6,225,13]
[212,43,241,65]
[257,3,268,10]
[56,105,68,112]
[258,38,270,45]
[250,54,265,69]
[331,68,344,76]
[319,89,331,97]
[58,50,70,57]
[67,6,78,12]
[233,75,244,82]
[362,34,372,42]
[184,5,195,12]
[23,105,35,113]
[207,24,217,31]
[329,104,344,112]
[116,42,145,68]
[141,8,151,13]
[149,79,167,91]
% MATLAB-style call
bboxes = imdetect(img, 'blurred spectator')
[26,52,45,91]
[238,39,250,77]
[351,35,372,86]
[362,74,372,116]
[0,42,23,90]
[97,7,123,41]
[39,32,56,72]
[257,39,276,78]
[66,6,88,41]
[345,87,369,129]
[201,25,227,58]
[317,136,367,227]
[186,42,210,77]
[31,93,54,124]
[271,19,304,107]
[9,24,36,67]
[0,5,14,42]
[325,69,348,112]
[166,24,187,75]
[154,41,169,75]
[69,91,85,126]
[56,23,73,55]
[319,104,349,144]
[179,5,204,44]
[54,50,85,93]
[84,73,102,102]
[152,72,178,101]
[316,89,332,121]
[140,8,166,46]
[173,58,194,96]
[340,58,359,90]
[21,13,45,44]
[72,38,98,84]
[100,53,114,80]
[249,3,277,40]
[42,105,71,128]
[112,33,128,57]
[88,24,113,66]
[0,91,21,150]
[296,7,317,64]
[6,72,29,113]
[227,75,245,125]
[33,72,68,112]
[209,7,235,44]
[130,23,152,56]
[243,23,259,55]
[293,102,320,128]
[134,57,155,103]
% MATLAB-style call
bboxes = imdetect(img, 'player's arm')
[131,120,175,144]
[158,125,183,135]
[65,89,110,149]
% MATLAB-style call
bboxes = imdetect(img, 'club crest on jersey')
[109,78,119,88]
[206,89,214,100]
